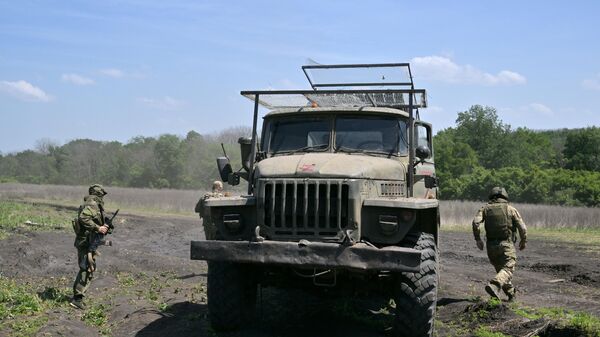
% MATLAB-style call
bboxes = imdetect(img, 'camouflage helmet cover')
[212,180,223,192]
[489,186,508,200]
[89,184,107,197]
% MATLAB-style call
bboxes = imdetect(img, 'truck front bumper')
[190,239,421,272]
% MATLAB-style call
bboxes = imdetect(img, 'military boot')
[485,282,501,299]
[69,296,86,310]
[503,284,516,302]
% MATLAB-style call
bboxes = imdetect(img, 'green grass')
[0,277,72,337]
[82,303,109,327]
[0,200,73,239]
[474,326,509,337]
[511,304,600,337]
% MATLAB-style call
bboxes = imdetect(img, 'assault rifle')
[104,209,119,234]
[89,209,119,251]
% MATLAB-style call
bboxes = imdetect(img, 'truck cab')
[192,63,440,337]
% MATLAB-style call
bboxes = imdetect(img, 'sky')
[1,0,600,153]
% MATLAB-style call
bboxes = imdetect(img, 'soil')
[1,207,599,336]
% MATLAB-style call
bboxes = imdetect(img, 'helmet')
[489,187,508,200]
[212,180,223,192]
[89,184,107,197]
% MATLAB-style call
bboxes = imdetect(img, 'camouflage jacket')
[194,191,224,217]
[472,199,527,242]
[74,195,105,247]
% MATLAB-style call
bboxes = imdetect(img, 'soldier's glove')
[519,240,526,251]
[476,239,484,251]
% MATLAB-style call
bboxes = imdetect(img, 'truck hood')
[254,153,406,180]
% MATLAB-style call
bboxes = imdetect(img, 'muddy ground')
[0,207,599,337]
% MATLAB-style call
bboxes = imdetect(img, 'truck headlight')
[223,214,243,233]
[379,215,398,236]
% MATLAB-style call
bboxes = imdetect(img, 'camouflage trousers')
[486,239,517,296]
[202,214,217,240]
[73,247,96,298]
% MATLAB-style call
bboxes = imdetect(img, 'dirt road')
[0,208,598,336]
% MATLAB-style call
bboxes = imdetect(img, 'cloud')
[137,96,186,110]
[99,68,124,78]
[582,73,600,91]
[500,103,553,117]
[0,80,52,102]
[61,73,94,85]
[527,103,553,115]
[410,56,526,86]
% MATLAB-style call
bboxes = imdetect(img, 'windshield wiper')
[272,143,329,155]
[335,146,398,157]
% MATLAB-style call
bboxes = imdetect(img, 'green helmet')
[89,184,107,197]
[489,187,508,200]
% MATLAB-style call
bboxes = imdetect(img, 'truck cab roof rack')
[241,63,426,110]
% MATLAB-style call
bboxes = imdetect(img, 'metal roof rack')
[241,63,427,110]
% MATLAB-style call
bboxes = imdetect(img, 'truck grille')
[260,180,349,238]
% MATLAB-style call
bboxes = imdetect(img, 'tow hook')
[253,226,264,242]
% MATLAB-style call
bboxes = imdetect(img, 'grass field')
[2,182,599,229]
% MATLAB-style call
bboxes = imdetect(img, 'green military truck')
[192,63,440,337]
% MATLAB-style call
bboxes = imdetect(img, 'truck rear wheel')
[207,261,257,331]
[393,232,438,337]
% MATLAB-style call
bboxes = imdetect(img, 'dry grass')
[440,200,600,230]
[0,183,208,215]
[2,183,599,229]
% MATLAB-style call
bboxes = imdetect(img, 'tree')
[154,135,184,188]
[454,105,510,168]
[433,128,480,177]
[563,126,600,171]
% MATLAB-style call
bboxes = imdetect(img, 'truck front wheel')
[393,232,438,337]
[207,261,257,331]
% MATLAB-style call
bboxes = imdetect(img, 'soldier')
[70,184,110,310]
[472,187,527,301]
[195,181,224,240]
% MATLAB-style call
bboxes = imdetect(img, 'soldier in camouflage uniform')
[195,181,224,240]
[69,184,110,310]
[472,187,527,301]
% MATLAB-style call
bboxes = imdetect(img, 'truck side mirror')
[216,157,233,182]
[416,145,431,162]
[238,137,252,172]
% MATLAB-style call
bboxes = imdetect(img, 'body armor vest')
[484,202,512,240]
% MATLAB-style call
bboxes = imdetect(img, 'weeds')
[441,199,600,230]
[511,304,600,337]
[474,326,509,337]
[0,277,68,336]
[0,200,72,239]
[82,303,109,326]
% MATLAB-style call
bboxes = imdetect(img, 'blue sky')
[1,0,600,153]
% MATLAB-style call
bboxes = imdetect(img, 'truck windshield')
[263,117,330,154]
[335,117,408,155]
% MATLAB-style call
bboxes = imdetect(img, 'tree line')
[1,107,599,206]
[434,105,600,206]
[0,127,251,190]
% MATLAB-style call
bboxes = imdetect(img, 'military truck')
[192,63,440,337]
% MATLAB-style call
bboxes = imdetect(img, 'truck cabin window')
[264,117,331,154]
[262,115,408,156]
[335,117,408,155]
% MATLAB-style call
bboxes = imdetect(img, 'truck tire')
[393,232,438,337]
[207,261,257,331]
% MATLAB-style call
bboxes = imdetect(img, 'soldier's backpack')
[484,202,512,240]
[72,217,81,235]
